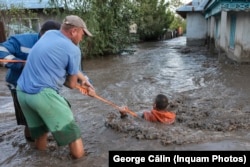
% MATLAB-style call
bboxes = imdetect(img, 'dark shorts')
[10,88,27,126]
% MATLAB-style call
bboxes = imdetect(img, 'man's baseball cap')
[63,15,93,37]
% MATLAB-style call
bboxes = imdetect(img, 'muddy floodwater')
[1,36,250,166]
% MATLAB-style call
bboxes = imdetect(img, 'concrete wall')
[186,12,207,46]
[214,11,250,63]
[232,12,250,62]
[206,16,216,54]
[219,11,228,50]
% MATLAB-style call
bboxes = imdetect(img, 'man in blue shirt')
[17,15,95,159]
[0,20,61,141]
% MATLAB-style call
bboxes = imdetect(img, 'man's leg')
[10,88,34,141]
[69,138,84,159]
[35,133,48,150]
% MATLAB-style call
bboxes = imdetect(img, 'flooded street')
[1,36,250,166]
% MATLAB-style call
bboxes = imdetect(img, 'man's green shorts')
[17,87,81,146]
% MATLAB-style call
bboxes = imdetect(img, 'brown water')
[0,36,250,167]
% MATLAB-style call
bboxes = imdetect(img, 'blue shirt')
[17,30,80,94]
[0,33,39,86]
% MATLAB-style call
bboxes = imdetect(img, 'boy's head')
[39,20,61,36]
[153,94,168,110]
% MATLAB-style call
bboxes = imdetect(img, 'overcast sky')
[183,0,192,3]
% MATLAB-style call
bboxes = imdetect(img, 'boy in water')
[119,94,176,124]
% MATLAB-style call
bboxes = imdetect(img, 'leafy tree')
[168,0,186,34]
[49,0,136,57]
[135,0,174,41]
[170,15,186,34]
[83,0,137,56]
[45,0,178,56]
[170,0,184,8]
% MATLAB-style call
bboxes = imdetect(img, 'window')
[215,18,219,39]
[5,18,39,37]
[229,14,236,49]
[22,18,40,32]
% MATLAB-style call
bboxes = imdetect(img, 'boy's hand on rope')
[119,106,129,118]
[119,106,138,118]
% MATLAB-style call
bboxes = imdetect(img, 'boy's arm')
[0,37,24,70]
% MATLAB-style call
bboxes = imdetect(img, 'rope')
[76,85,138,117]
[0,59,26,63]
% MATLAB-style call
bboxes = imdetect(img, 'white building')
[176,0,209,46]
[176,0,250,63]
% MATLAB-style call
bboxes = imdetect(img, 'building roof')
[176,0,209,18]
[177,0,250,19]
[0,0,63,9]
[205,0,250,18]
